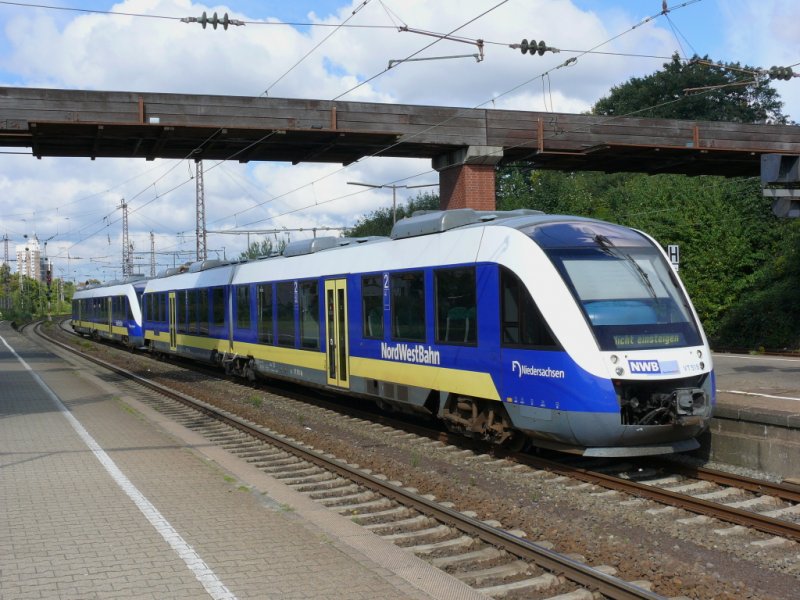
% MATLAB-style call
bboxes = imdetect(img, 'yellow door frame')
[324,279,349,388]
[168,292,177,350]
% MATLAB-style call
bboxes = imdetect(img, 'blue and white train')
[71,277,147,347]
[73,209,714,456]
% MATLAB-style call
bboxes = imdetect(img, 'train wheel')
[441,395,517,446]
[503,433,527,452]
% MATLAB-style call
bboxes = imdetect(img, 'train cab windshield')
[525,220,703,351]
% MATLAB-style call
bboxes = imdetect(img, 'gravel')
[49,325,800,600]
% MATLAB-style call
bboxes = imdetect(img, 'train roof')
[142,209,646,292]
[72,278,148,299]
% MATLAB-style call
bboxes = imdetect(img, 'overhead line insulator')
[512,39,553,56]
[768,66,795,81]
[181,11,245,30]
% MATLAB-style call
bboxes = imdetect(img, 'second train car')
[72,277,147,347]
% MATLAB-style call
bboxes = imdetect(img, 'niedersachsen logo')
[381,342,441,366]
[511,360,566,379]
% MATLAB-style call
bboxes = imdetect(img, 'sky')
[0,0,797,283]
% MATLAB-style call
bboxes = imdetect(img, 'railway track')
[49,317,800,546]
[51,316,800,549]
[38,321,666,600]
[513,455,800,544]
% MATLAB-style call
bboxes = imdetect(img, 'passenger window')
[158,293,166,323]
[299,281,319,349]
[362,275,384,339]
[435,267,477,345]
[500,267,558,348]
[236,285,251,329]
[198,289,209,335]
[257,283,273,344]
[188,290,197,333]
[391,271,425,342]
[212,287,225,328]
[177,290,187,333]
[276,282,295,347]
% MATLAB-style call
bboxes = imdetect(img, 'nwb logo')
[629,360,661,374]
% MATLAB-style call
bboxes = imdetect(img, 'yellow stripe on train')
[350,356,500,401]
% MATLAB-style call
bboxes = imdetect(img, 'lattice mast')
[150,231,156,277]
[120,199,133,278]
[195,160,207,261]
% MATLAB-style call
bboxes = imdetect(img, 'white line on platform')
[0,335,238,600]
[719,389,800,402]
[714,353,800,363]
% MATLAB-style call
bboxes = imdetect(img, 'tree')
[494,55,798,349]
[239,237,286,260]
[347,191,440,238]
[593,54,789,124]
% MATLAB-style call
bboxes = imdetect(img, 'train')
[71,278,146,346]
[72,208,715,457]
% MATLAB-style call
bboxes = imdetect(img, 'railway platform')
[700,353,800,480]
[0,321,484,600]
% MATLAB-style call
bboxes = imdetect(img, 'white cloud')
[0,0,795,282]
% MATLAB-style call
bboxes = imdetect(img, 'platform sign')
[667,244,680,272]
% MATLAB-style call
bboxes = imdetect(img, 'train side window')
[257,283,273,344]
[176,290,187,333]
[187,290,196,333]
[500,266,558,349]
[361,275,384,339]
[299,281,319,349]
[391,271,425,342]
[276,282,296,347]
[198,289,209,335]
[111,296,120,321]
[158,293,167,323]
[212,287,225,328]
[435,267,477,345]
[236,285,251,329]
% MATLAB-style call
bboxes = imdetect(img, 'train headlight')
[615,366,625,376]
[699,362,705,370]
[610,355,619,364]
[697,350,703,358]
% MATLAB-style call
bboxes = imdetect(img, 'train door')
[106,297,112,333]
[168,292,177,350]
[324,279,349,389]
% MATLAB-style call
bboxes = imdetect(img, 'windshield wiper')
[593,234,658,299]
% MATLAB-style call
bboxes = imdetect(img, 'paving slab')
[0,322,483,600]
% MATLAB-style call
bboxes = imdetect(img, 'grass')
[410,451,421,468]
[245,395,263,408]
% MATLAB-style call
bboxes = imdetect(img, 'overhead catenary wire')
[199,0,720,231]
[0,0,397,29]
[29,0,695,246]
[30,0,750,272]
[331,0,510,101]
[260,0,372,97]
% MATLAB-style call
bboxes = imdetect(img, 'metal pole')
[392,185,397,225]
